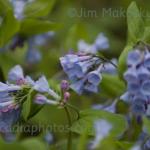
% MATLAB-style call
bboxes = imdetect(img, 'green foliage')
[22,90,43,121]
[127,2,144,44]
[24,0,56,18]
[0,2,20,47]
[71,109,126,136]
[100,74,125,98]
[118,2,144,79]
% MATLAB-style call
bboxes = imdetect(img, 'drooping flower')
[89,119,112,149]
[78,33,109,54]
[60,33,113,94]
[34,94,58,105]
[9,0,33,20]
[7,65,35,86]
[33,76,60,100]
[8,65,24,84]
[60,52,105,94]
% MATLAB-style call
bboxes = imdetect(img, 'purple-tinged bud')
[61,80,69,91]
[64,92,70,103]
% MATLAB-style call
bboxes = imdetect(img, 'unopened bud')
[61,80,69,91]
[64,92,70,103]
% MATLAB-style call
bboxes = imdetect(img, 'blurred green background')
[0,0,150,149]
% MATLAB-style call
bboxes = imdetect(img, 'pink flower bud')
[64,92,70,103]
[61,80,69,91]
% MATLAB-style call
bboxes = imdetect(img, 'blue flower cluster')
[59,34,116,95]
[60,52,104,94]
[0,65,60,134]
[121,49,150,115]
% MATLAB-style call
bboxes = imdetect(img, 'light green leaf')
[21,138,47,150]
[22,90,43,121]
[24,0,56,18]
[142,26,150,43]
[127,2,144,44]
[0,3,20,47]
[100,74,125,98]
[71,109,126,136]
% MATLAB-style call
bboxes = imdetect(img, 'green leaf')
[22,89,33,121]
[22,90,43,121]
[97,138,133,150]
[118,45,133,79]
[127,2,144,44]
[24,0,56,18]
[118,2,145,79]
[71,109,126,136]
[21,138,47,150]
[100,74,125,98]
[142,26,150,43]
[20,19,62,36]
[0,3,20,47]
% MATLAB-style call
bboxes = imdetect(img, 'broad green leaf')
[142,26,150,43]
[127,2,144,44]
[21,138,47,150]
[118,44,133,80]
[118,2,145,79]
[97,137,133,150]
[100,74,125,98]
[71,109,126,136]
[0,0,12,12]
[22,89,33,121]
[20,19,62,36]
[0,3,20,47]
[24,0,56,18]
[22,90,43,121]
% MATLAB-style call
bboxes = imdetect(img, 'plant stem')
[96,55,117,68]
[64,106,72,150]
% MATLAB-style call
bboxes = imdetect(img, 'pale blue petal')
[8,65,24,83]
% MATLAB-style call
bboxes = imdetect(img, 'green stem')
[67,103,80,120]
[64,106,72,150]
[96,55,117,68]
